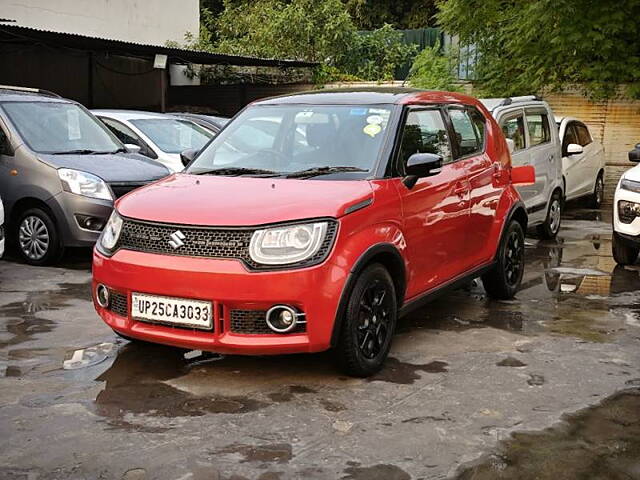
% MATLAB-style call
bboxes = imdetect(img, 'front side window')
[449,108,484,157]
[131,118,214,154]
[562,123,579,155]
[397,109,452,173]
[1,101,121,154]
[526,111,551,146]
[187,104,393,176]
[501,114,526,151]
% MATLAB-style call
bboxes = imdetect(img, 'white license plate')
[131,293,213,330]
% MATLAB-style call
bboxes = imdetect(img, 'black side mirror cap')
[629,146,640,163]
[180,148,199,167]
[403,153,443,189]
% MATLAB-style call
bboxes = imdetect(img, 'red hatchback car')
[93,89,533,376]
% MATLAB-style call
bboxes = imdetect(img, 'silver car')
[0,86,170,265]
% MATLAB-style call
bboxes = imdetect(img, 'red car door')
[446,106,504,268]
[394,107,471,299]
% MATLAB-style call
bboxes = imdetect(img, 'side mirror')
[629,145,640,163]
[566,143,584,156]
[124,144,142,154]
[402,153,443,189]
[505,138,515,154]
[511,165,535,186]
[181,148,198,167]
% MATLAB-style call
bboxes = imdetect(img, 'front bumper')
[92,249,348,355]
[47,192,113,247]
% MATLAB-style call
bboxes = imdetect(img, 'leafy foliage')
[437,0,640,99]
[407,41,460,91]
[199,0,417,82]
[343,0,438,29]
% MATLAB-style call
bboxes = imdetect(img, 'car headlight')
[249,222,329,265]
[99,210,123,252]
[58,168,113,201]
[620,178,640,194]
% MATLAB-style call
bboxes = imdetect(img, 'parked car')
[93,110,216,172]
[0,86,170,265]
[93,88,534,377]
[169,112,229,133]
[481,96,564,238]
[556,117,606,208]
[0,195,4,258]
[612,143,640,265]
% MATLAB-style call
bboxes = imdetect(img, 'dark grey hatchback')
[0,86,170,265]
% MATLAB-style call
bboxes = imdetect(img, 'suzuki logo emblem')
[168,230,186,250]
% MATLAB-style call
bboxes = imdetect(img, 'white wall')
[2,0,200,46]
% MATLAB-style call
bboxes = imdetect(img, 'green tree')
[407,41,460,91]
[437,0,640,99]
[344,0,438,29]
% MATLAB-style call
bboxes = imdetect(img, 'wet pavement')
[1,208,639,479]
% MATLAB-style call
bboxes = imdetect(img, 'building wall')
[3,0,199,45]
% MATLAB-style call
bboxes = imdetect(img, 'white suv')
[482,96,564,238]
[613,143,640,265]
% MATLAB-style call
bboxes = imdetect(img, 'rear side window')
[526,112,551,146]
[449,108,484,157]
[398,109,452,171]
[576,124,592,146]
[501,114,526,151]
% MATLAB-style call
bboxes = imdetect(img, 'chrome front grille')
[116,218,337,270]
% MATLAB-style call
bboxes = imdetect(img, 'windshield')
[131,118,214,154]
[2,101,122,154]
[186,104,393,176]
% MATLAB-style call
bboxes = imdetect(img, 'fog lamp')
[266,305,300,333]
[96,284,110,308]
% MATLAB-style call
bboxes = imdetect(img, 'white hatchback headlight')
[249,222,329,265]
[99,210,123,252]
[58,168,113,201]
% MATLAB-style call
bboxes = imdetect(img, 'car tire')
[537,191,562,239]
[612,232,639,265]
[336,263,397,377]
[15,207,63,266]
[589,172,604,209]
[482,220,525,300]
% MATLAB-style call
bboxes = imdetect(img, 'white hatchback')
[93,110,216,173]
[613,143,640,265]
[556,117,606,208]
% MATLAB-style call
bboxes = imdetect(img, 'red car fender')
[329,215,408,347]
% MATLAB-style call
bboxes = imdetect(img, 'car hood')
[623,164,640,183]
[116,174,374,226]
[39,152,170,183]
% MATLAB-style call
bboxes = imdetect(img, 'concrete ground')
[0,208,639,480]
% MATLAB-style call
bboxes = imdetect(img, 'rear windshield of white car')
[131,119,214,154]
[2,101,121,154]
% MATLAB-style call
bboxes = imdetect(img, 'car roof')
[91,109,172,121]
[480,96,547,112]
[0,86,70,104]
[254,88,480,107]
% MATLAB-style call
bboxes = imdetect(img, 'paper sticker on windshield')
[350,108,367,116]
[366,115,383,125]
[363,123,382,137]
[67,109,81,140]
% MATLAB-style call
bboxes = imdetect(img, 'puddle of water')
[342,464,411,480]
[213,443,292,464]
[452,388,640,480]
[63,343,117,370]
[369,357,448,385]
[497,357,527,367]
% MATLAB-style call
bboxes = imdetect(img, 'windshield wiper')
[191,167,281,177]
[51,149,102,155]
[286,166,367,179]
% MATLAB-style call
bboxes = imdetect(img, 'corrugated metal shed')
[546,88,640,204]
